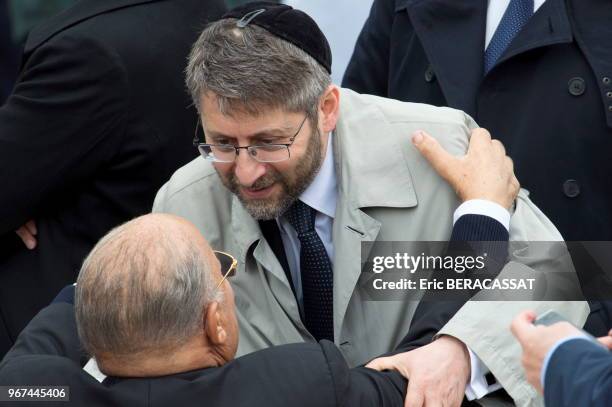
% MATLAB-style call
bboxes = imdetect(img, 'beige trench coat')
[154,89,588,406]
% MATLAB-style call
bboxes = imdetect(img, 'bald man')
[0,214,406,407]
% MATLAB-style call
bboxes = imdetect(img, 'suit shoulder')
[338,88,474,157]
[0,355,81,384]
[340,88,477,130]
[25,0,225,53]
[233,341,341,378]
[234,342,344,400]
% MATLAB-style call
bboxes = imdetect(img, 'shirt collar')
[298,133,337,219]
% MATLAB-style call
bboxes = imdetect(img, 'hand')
[597,329,612,349]
[412,128,519,209]
[510,310,584,393]
[366,335,470,407]
[15,219,37,249]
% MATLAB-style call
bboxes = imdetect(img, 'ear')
[319,85,340,134]
[204,302,228,346]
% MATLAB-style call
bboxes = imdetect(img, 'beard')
[217,127,324,220]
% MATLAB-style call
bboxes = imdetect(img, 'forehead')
[200,93,301,137]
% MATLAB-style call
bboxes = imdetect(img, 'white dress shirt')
[277,133,511,399]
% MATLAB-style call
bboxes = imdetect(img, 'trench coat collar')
[330,88,419,333]
[333,88,418,211]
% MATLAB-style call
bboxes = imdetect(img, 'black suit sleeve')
[0,33,128,234]
[0,303,84,366]
[341,0,393,95]
[545,339,612,407]
[391,214,510,354]
[320,340,406,407]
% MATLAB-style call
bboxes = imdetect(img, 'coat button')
[604,77,611,85]
[568,77,586,96]
[563,179,580,198]
[424,65,436,83]
[607,92,612,98]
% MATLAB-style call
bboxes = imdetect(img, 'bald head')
[75,214,222,365]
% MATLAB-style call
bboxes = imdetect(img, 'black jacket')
[0,0,18,104]
[0,303,406,407]
[343,0,612,242]
[0,0,226,356]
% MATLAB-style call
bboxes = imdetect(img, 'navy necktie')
[484,0,534,74]
[286,200,334,341]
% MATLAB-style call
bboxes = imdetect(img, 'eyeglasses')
[193,115,308,163]
[214,250,238,290]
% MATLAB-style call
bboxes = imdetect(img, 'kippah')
[222,1,332,74]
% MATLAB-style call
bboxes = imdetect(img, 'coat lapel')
[490,0,573,75]
[400,0,487,115]
[332,90,418,334]
[230,196,304,328]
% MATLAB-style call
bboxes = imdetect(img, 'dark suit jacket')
[544,338,612,407]
[0,0,19,104]
[343,0,612,242]
[0,303,406,407]
[0,0,226,357]
[343,0,612,337]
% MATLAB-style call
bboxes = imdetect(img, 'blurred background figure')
[0,0,77,105]
[511,310,612,407]
[227,0,276,7]
[0,0,226,359]
[283,0,373,84]
[344,0,612,242]
[0,0,19,105]
[8,0,78,44]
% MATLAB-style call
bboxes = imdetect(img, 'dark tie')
[484,0,534,74]
[286,200,334,341]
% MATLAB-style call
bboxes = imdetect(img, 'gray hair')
[75,216,220,357]
[185,18,331,120]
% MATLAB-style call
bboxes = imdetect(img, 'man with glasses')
[154,3,588,406]
[0,214,408,406]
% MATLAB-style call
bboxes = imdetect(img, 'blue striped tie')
[484,0,534,74]
[286,200,334,341]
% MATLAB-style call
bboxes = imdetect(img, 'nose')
[234,150,266,187]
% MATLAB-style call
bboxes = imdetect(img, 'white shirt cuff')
[453,199,510,231]
[465,348,503,400]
